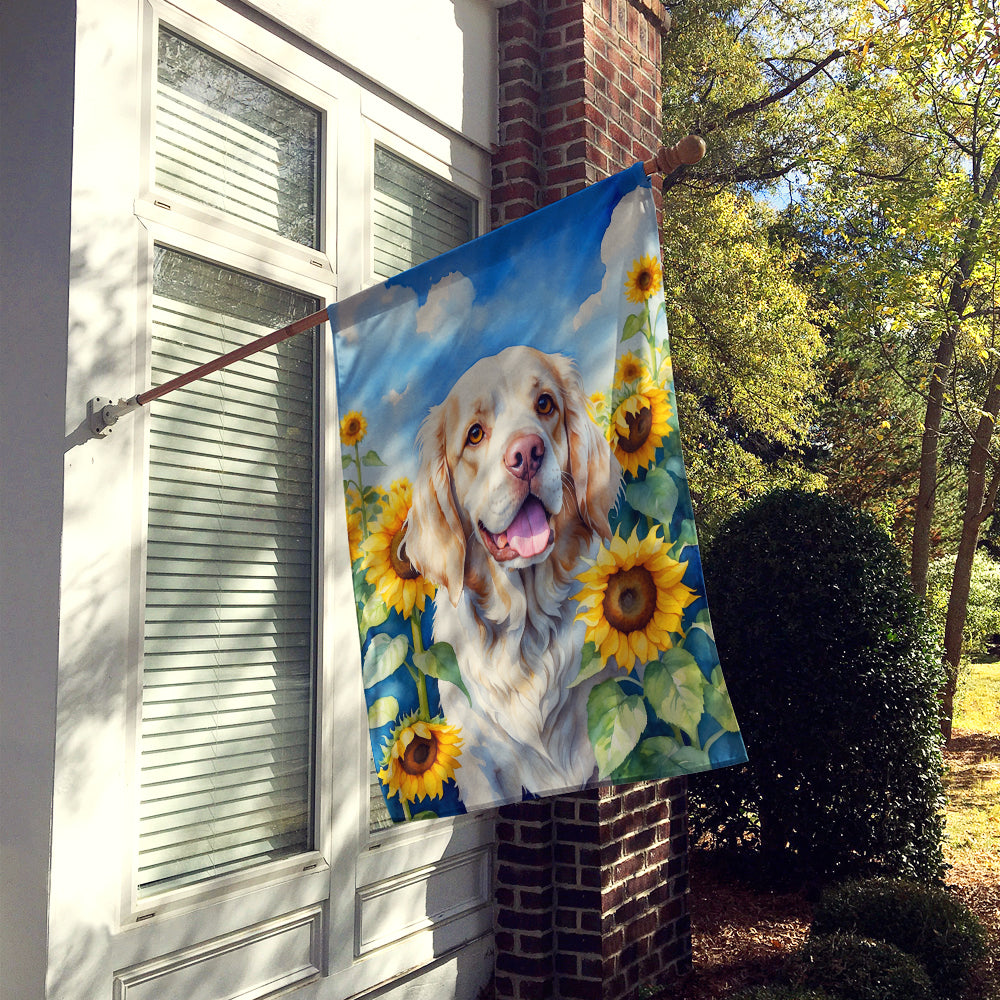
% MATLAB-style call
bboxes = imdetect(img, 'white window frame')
[122,0,340,932]
[110,1,496,992]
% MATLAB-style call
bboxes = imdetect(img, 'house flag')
[330,162,747,821]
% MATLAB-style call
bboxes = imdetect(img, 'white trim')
[49,0,496,996]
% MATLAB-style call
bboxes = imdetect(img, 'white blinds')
[155,28,320,248]
[138,248,318,895]
[372,146,478,281]
[368,149,477,831]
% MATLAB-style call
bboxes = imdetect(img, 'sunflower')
[615,351,648,388]
[378,714,463,804]
[574,527,698,673]
[340,410,367,447]
[608,377,672,475]
[346,506,365,565]
[362,479,435,617]
[624,254,663,303]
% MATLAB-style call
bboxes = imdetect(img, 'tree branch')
[704,49,847,133]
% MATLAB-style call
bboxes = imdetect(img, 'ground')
[670,727,1000,1000]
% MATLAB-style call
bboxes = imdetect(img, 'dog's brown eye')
[467,423,485,446]
[536,393,556,416]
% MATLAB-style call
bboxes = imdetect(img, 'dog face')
[403,345,618,606]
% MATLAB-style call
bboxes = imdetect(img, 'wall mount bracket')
[87,396,140,438]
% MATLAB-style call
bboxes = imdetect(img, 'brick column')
[493,0,668,227]
[491,3,691,999]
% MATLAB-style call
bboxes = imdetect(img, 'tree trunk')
[910,160,1000,597]
[941,378,1000,740]
[910,331,955,597]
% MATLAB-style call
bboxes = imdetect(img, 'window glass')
[138,246,318,896]
[156,27,320,248]
[372,146,477,279]
[368,149,477,830]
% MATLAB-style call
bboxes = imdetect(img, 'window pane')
[156,28,320,248]
[139,247,318,895]
[372,146,477,280]
[368,150,477,830]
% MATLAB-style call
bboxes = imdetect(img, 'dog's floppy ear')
[556,357,621,542]
[401,405,467,606]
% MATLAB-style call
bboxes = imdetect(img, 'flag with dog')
[331,162,747,820]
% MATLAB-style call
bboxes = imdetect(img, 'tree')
[805,0,1000,736]
[661,188,825,535]
[658,1,844,535]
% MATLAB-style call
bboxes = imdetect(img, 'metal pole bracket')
[88,396,139,438]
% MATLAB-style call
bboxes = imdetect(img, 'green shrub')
[691,488,947,882]
[811,878,988,999]
[732,987,836,1000]
[791,933,934,1000]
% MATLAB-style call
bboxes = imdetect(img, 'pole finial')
[643,135,706,177]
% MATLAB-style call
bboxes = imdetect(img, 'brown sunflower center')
[617,404,652,453]
[603,565,657,634]
[637,269,654,291]
[401,734,438,775]
[390,528,420,581]
[345,418,362,437]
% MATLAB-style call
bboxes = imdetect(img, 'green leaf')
[368,696,400,729]
[409,810,439,821]
[704,667,740,733]
[569,641,606,688]
[626,468,679,526]
[692,608,715,639]
[669,518,699,558]
[362,633,410,689]
[662,744,712,773]
[587,679,647,778]
[608,734,679,781]
[644,648,707,736]
[638,735,709,776]
[361,450,386,467]
[622,312,645,342]
[413,641,472,705]
[359,592,390,635]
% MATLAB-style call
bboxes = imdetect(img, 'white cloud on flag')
[416,272,476,338]
[384,383,410,407]
[572,187,651,331]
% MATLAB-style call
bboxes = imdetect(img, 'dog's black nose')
[505,433,545,480]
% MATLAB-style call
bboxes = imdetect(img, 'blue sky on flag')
[330,162,659,481]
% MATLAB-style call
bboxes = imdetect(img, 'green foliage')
[927,550,1000,658]
[664,188,827,538]
[790,933,934,1000]
[691,488,947,882]
[732,988,835,1000]
[811,878,988,999]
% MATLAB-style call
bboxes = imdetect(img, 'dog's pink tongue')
[506,496,550,558]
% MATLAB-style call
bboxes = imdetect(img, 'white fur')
[402,346,620,808]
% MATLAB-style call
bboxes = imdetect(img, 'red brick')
[502,40,538,64]
[559,979,604,1000]
[496,952,551,978]
[520,886,554,910]
[558,930,603,955]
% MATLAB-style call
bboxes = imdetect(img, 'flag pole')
[88,136,705,438]
[87,307,330,437]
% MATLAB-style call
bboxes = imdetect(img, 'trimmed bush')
[732,987,836,1000]
[691,489,946,882]
[811,878,988,999]
[791,933,934,1000]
